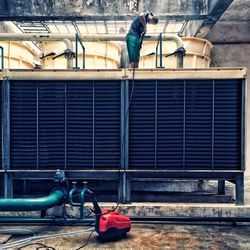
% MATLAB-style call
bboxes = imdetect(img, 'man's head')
[147,12,159,25]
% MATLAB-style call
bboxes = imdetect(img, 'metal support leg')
[2,79,12,198]
[125,172,131,203]
[4,172,13,198]
[235,174,244,205]
[118,172,123,202]
[218,180,225,195]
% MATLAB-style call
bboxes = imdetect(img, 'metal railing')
[75,33,85,69]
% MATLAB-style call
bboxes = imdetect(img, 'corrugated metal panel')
[185,80,213,170]
[10,81,37,169]
[157,80,184,169]
[38,82,66,169]
[214,79,241,170]
[9,78,242,171]
[129,79,242,170]
[94,81,120,169]
[129,80,156,169]
[67,80,120,170]
[10,80,120,170]
[67,81,93,169]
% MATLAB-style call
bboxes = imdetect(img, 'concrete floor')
[1,223,250,250]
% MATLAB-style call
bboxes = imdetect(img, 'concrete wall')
[0,0,208,17]
[206,0,250,176]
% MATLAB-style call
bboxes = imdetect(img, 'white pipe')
[0,33,184,68]
[0,33,183,45]
[62,38,74,69]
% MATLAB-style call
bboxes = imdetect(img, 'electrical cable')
[17,242,55,250]
[75,229,95,250]
[1,227,94,249]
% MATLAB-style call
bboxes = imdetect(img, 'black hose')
[130,216,250,223]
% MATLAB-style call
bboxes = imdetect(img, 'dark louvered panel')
[94,81,121,169]
[0,81,1,169]
[214,80,241,170]
[10,81,37,169]
[38,82,65,169]
[185,81,213,169]
[157,80,184,169]
[67,81,93,169]
[129,80,156,169]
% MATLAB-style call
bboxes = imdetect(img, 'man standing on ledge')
[126,11,159,68]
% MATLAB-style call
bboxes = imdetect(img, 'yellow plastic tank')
[140,37,213,68]
[40,41,121,69]
[0,41,36,69]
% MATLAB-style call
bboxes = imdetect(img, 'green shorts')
[126,34,141,64]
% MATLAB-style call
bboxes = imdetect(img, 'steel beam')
[196,0,234,38]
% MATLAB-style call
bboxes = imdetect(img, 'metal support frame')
[0,73,245,205]
[2,79,12,198]
[119,79,130,203]
[235,173,244,205]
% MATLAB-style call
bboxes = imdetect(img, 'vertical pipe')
[82,45,85,69]
[155,37,159,68]
[75,33,79,69]
[177,53,184,68]
[241,79,246,171]
[80,187,87,218]
[2,79,12,198]
[62,39,74,69]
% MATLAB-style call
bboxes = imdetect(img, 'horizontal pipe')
[0,216,249,225]
[0,33,183,44]
[0,217,95,224]
[0,189,65,211]
[130,216,250,223]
